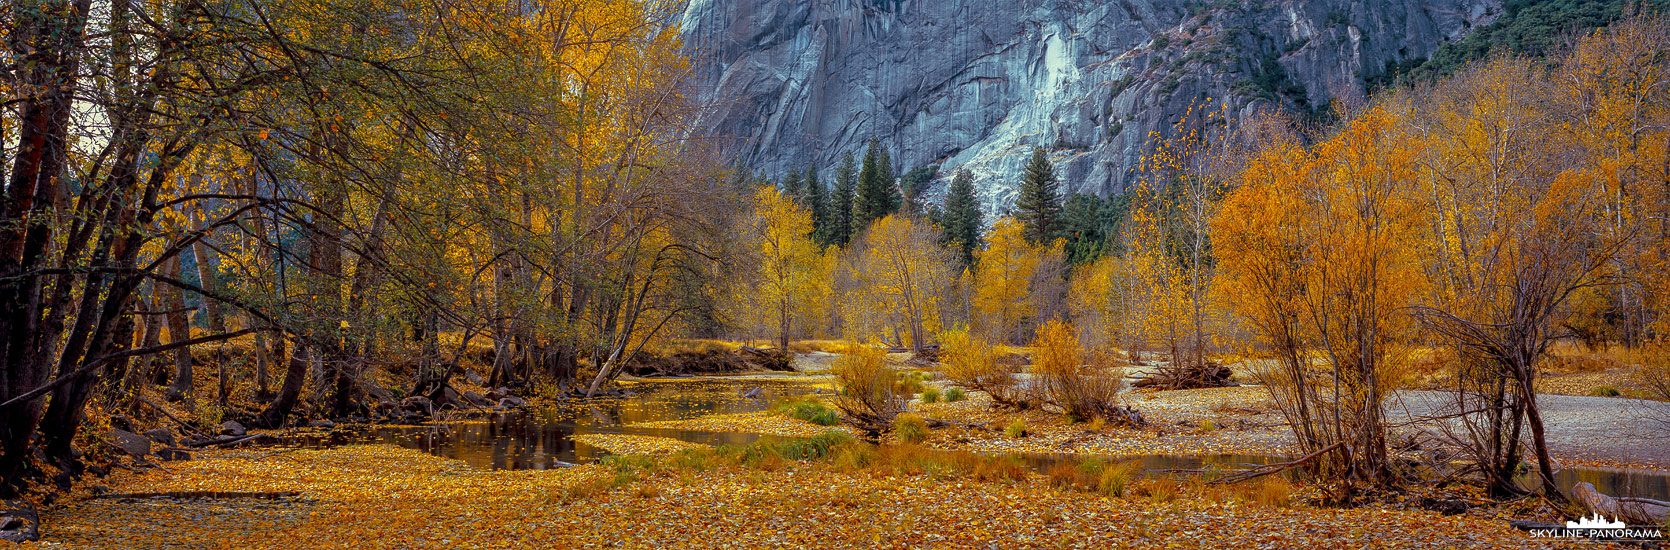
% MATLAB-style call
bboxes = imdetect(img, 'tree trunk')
[164,255,194,399]
[258,340,307,428]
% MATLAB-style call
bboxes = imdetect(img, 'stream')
[314,377,1670,502]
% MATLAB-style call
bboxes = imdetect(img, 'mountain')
[677,0,1500,214]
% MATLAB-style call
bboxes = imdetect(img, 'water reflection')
[333,379,823,469]
[293,377,1670,501]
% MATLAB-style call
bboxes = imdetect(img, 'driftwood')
[924,418,990,431]
[1132,361,1234,390]
[1208,441,1345,484]
[1572,482,1670,525]
[186,433,275,448]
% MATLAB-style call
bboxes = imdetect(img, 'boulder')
[497,396,526,408]
[400,396,434,414]
[464,370,487,386]
[0,500,39,542]
[308,420,336,429]
[219,421,246,436]
[142,428,176,447]
[463,391,492,407]
[156,448,192,461]
[109,429,150,457]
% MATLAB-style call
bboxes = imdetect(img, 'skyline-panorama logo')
[1525,514,1665,542]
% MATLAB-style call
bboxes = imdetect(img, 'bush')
[1198,419,1218,432]
[1589,385,1622,397]
[1005,419,1029,438]
[944,387,965,402]
[1634,344,1670,401]
[1032,320,1137,425]
[920,387,941,403]
[893,414,930,444]
[833,344,904,438]
[940,328,1030,407]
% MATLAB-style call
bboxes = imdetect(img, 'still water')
[312,377,1670,501]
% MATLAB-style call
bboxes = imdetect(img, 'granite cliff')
[678,0,1500,213]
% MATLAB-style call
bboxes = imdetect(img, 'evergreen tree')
[900,164,938,215]
[804,165,826,242]
[940,168,982,266]
[782,169,803,199]
[855,138,901,230]
[831,152,858,245]
[1014,146,1063,244]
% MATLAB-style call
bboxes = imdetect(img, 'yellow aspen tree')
[974,217,1043,343]
[751,183,821,347]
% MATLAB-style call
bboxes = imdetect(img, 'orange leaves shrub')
[832,345,904,438]
[1031,320,1137,426]
[939,328,1031,408]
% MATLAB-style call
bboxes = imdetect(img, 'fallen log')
[1572,482,1670,525]
[186,433,276,448]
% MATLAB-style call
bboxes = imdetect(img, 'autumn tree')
[973,218,1044,343]
[847,215,958,351]
[738,187,823,349]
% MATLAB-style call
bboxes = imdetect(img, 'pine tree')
[832,152,858,245]
[782,169,803,199]
[804,165,826,242]
[855,138,901,230]
[1014,147,1063,244]
[941,168,982,265]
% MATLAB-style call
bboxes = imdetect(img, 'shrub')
[833,345,904,438]
[1097,461,1138,497]
[1198,419,1218,432]
[940,328,1031,407]
[1005,419,1029,438]
[893,414,930,444]
[920,387,941,403]
[1589,385,1621,397]
[1032,320,1138,426]
[1634,344,1670,401]
[944,387,966,402]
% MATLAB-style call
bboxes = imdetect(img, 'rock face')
[679,0,1499,212]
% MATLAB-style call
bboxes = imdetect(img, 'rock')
[740,387,763,399]
[219,421,246,436]
[497,397,525,409]
[156,448,192,461]
[109,428,151,457]
[553,460,579,468]
[0,500,39,542]
[400,396,434,414]
[440,387,463,408]
[463,391,491,407]
[87,464,107,477]
[142,428,176,447]
[465,370,487,386]
[678,0,1497,207]
[308,420,336,429]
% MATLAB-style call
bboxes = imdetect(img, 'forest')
[2,0,1669,546]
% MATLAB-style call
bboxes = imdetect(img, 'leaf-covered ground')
[20,444,1602,549]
